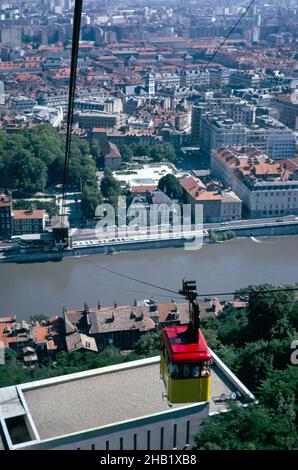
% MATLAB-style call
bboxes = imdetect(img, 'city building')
[12,210,46,235]
[11,96,37,113]
[229,70,261,89]
[75,111,126,130]
[247,118,296,160]
[211,146,298,218]
[0,194,12,240]
[102,141,122,170]
[0,354,255,450]
[200,116,247,156]
[180,176,242,222]
[273,93,298,130]
[200,115,296,159]
[64,302,156,351]
[180,69,210,88]
[196,190,242,223]
[0,315,63,363]
[209,68,230,87]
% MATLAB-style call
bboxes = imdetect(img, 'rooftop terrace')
[0,353,254,449]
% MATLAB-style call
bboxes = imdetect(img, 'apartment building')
[180,69,210,88]
[0,194,12,240]
[201,115,296,159]
[211,146,298,218]
[75,111,126,130]
[179,176,242,222]
[248,118,296,160]
[200,117,247,155]
[10,96,37,113]
[229,70,261,89]
[102,141,122,170]
[191,98,256,146]
[209,68,230,87]
[273,93,298,130]
[197,190,242,223]
[12,210,46,235]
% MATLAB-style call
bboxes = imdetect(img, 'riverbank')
[1,235,298,320]
[2,217,298,264]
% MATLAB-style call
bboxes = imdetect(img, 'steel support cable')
[180,0,256,101]
[61,0,83,220]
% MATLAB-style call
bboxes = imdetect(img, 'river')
[0,235,297,320]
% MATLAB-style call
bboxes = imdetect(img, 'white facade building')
[0,355,254,450]
[211,147,298,218]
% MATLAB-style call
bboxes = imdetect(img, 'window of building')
[186,421,190,446]
[147,430,151,450]
[173,424,177,449]
[160,427,164,450]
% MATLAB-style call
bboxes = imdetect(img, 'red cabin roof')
[161,326,212,364]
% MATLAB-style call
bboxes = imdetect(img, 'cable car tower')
[160,280,212,404]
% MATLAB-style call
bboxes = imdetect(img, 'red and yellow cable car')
[160,280,212,404]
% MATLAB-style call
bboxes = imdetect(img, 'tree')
[119,144,133,162]
[0,125,97,194]
[149,143,176,162]
[258,367,298,418]
[134,332,160,357]
[100,169,121,199]
[81,185,102,220]
[247,285,294,341]
[162,143,176,162]
[158,174,183,200]
[217,305,248,346]
[134,142,151,157]
[9,150,47,194]
[90,139,103,168]
[23,125,64,166]
[193,403,298,450]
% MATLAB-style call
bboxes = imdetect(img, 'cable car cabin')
[161,325,212,404]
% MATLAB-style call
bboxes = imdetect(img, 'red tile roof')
[13,209,45,220]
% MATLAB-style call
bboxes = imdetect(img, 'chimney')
[97,301,101,310]
[84,302,89,314]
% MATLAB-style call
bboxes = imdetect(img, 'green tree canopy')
[134,332,160,357]
[100,169,121,200]
[81,185,103,220]
[194,403,298,450]
[247,285,294,341]
[9,150,47,194]
[0,125,97,195]
[119,144,133,162]
[158,173,183,199]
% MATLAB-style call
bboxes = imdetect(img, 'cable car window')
[191,366,200,378]
[169,363,180,379]
[183,365,191,378]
